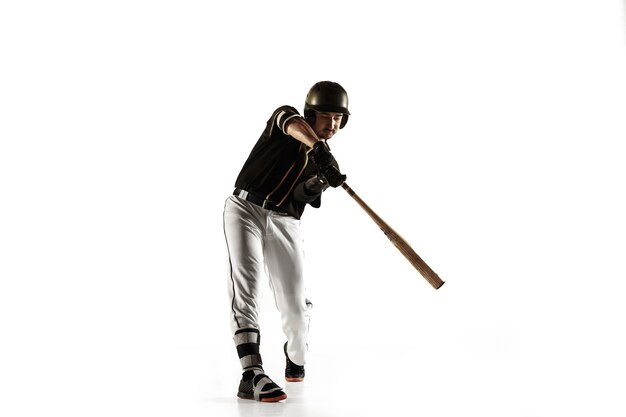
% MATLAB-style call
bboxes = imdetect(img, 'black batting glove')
[321,165,346,188]
[310,141,333,169]
[303,173,329,195]
[310,141,347,188]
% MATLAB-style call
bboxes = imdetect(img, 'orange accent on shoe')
[261,393,288,402]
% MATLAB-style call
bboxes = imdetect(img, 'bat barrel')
[342,182,444,290]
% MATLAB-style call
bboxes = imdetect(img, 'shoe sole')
[285,377,304,382]
[237,392,288,402]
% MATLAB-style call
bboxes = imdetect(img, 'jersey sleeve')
[292,176,322,205]
[273,106,301,135]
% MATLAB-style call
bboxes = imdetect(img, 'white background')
[2,1,626,416]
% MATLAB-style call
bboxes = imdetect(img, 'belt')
[233,188,286,213]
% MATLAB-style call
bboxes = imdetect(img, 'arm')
[292,173,329,203]
[284,116,323,147]
[285,115,346,187]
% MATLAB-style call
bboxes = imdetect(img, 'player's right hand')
[320,166,346,188]
[303,173,329,194]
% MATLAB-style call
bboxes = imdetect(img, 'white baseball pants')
[223,195,312,366]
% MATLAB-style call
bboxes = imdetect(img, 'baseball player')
[222,81,350,402]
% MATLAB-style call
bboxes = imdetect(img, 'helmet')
[304,81,350,129]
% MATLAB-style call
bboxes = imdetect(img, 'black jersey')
[234,105,338,219]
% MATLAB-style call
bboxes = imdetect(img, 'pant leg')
[264,211,312,366]
[223,196,266,334]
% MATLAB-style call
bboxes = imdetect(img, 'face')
[312,111,343,140]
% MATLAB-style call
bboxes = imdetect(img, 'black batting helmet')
[304,81,350,129]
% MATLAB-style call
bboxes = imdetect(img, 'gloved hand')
[310,141,333,169]
[303,172,329,195]
[320,165,346,188]
[310,141,347,188]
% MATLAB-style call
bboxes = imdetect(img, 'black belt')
[233,188,286,213]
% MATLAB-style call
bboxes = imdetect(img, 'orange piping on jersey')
[268,112,279,137]
[263,111,293,202]
[275,147,310,206]
[266,144,311,206]
[266,161,296,202]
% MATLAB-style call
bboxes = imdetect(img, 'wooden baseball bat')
[341,182,445,289]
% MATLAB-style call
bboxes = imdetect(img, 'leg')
[223,196,265,334]
[234,328,286,402]
[264,212,312,367]
[223,197,287,401]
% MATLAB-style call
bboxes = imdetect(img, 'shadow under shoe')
[284,342,305,382]
[237,368,287,402]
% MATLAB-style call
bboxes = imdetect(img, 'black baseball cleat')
[284,342,305,382]
[237,367,287,402]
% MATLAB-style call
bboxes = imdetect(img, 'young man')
[222,81,350,402]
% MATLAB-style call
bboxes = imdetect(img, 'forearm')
[293,174,328,203]
[285,117,322,148]
[292,182,319,203]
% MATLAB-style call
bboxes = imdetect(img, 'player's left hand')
[310,141,333,169]
[310,141,346,187]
